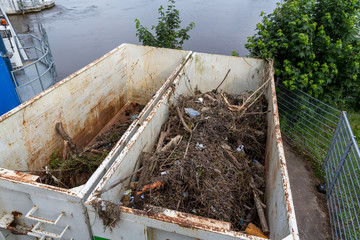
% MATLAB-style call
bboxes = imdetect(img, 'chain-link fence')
[277,84,360,239]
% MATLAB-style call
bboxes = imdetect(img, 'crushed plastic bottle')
[195,98,204,103]
[237,144,244,152]
[130,113,139,120]
[101,201,106,211]
[195,142,205,151]
[254,159,265,171]
[184,108,200,118]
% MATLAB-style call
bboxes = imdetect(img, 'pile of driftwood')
[35,103,143,189]
[116,89,270,236]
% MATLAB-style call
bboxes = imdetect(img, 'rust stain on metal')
[0,170,78,196]
[0,169,38,182]
[6,225,28,235]
[120,206,230,233]
[11,211,23,218]
[73,95,125,148]
[268,62,296,222]
[117,205,262,240]
[30,215,55,224]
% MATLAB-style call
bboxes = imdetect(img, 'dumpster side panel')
[191,54,265,94]
[0,44,193,240]
[87,205,263,240]
[168,54,266,108]
[0,45,128,171]
[0,176,92,239]
[264,67,299,240]
[125,44,190,105]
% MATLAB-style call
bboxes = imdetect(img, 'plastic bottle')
[254,159,265,171]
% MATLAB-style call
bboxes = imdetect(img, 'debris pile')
[121,90,270,235]
[36,103,143,189]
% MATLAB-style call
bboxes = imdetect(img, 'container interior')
[0,44,188,170]
[0,44,190,174]
[86,53,297,240]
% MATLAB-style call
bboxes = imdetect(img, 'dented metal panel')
[0,44,191,239]
[86,53,299,240]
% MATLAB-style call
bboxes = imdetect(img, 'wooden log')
[244,160,269,234]
[55,122,80,154]
[90,149,106,154]
[205,93,217,102]
[176,107,192,134]
[161,135,182,152]
[254,192,269,234]
[223,150,243,171]
[156,131,168,152]
[62,140,69,160]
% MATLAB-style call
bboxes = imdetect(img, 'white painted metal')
[0,7,26,68]
[25,206,64,224]
[0,0,55,14]
[86,53,299,239]
[0,44,190,239]
[0,0,20,15]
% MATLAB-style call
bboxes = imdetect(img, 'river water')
[9,0,279,79]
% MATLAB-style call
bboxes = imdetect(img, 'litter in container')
[86,52,299,240]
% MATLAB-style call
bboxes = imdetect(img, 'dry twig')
[176,107,192,134]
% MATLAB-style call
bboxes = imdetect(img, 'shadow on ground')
[284,142,332,240]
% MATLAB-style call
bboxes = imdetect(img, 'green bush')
[246,0,360,109]
[135,0,195,49]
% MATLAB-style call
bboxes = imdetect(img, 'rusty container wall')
[264,69,298,240]
[0,44,190,239]
[86,53,299,240]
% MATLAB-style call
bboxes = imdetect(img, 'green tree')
[246,0,360,109]
[135,0,195,49]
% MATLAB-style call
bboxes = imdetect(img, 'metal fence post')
[322,113,344,171]
[326,136,355,200]
[278,87,360,239]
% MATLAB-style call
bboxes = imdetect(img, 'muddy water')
[9,0,279,80]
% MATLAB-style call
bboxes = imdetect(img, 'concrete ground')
[284,143,332,240]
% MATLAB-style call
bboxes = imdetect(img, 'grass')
[347,111,360,147]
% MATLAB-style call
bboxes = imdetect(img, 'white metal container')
[0,44,190,239]
[86,52,299,240]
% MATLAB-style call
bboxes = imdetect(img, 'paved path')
[284,143,332,240]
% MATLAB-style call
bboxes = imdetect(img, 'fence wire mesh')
[277,84,360,239]
[322,112,360,239]
[277,84,341,164]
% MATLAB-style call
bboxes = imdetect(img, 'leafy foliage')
[246,0,360,109]
[135,0,195,49]
[231,51,240,56]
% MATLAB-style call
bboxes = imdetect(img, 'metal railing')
[322,112,360,239]
[11,25,56,102]
[277,84,360,239]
